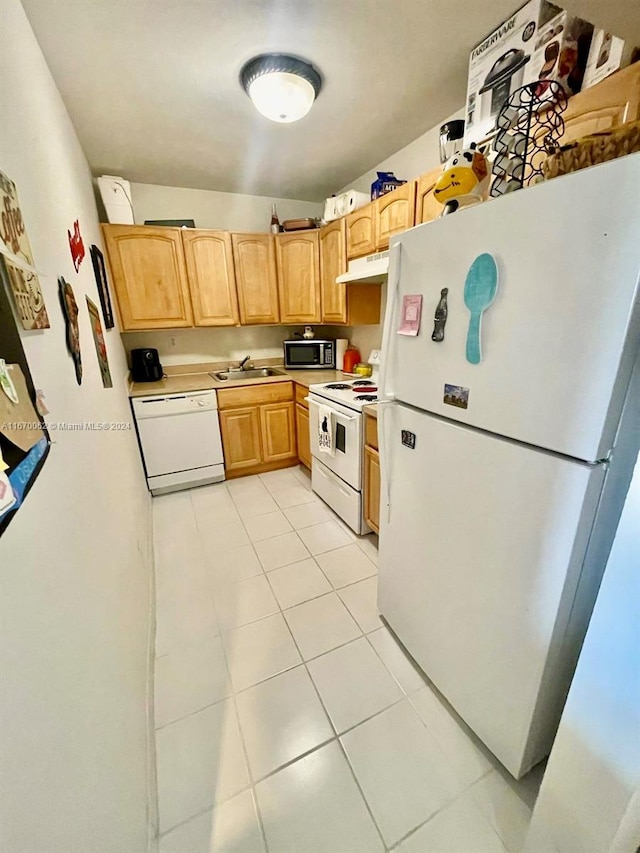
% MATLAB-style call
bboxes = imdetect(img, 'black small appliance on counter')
[131,348,163,382]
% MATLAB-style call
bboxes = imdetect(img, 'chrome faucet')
[239,355,252,371]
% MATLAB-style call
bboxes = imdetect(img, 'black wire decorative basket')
[491,81,568,197]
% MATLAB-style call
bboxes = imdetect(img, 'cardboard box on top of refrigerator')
[464,1,559,147]
[529,10,594,106]
[464,1,593,148]
[582,28,625,89]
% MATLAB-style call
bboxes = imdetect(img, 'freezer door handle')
[379,242,402,402]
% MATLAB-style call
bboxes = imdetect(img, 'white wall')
[339,107,464,197]
[128,182,322,231]
[525,455,640,853]
[0,2,153,852]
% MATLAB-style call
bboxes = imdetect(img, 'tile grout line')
[226,473,329,853]
[155,475,393,847]
[261,565,389,853]
[206,556,271,853]
[157,576,387,728]
[157,480,505,853]
[384,764,502,853]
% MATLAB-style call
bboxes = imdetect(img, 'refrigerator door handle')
[379,242,402,402]
[377,400,395,523]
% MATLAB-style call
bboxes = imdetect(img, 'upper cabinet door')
[560,62,640,143]
[376,181,417,250]
[416,167,444,225]
[320,220,347,324]
[275,231,321,324]
[102,225,193,330]
[346,201,376,260]
[181,230,239,327]
[231,233,280,325]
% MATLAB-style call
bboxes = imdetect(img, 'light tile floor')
[153,465,544,852]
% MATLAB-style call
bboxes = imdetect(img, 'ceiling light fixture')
[240,53,322,123]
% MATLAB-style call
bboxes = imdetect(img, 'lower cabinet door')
[260,402,297,464]
[296,403,311,469]
[219,406,262,472]
[364,445,381,533]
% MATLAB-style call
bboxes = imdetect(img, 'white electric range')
[307,378,379,534]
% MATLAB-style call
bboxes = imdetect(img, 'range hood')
[336,250,389,284]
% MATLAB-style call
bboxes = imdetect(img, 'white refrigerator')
[378,154,640,779]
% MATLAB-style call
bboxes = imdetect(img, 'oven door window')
[288,344,320,366]
[335,422,346,454]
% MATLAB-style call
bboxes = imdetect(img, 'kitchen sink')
[211,367,287,381]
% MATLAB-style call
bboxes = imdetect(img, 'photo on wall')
[89,244,114,329]
[2,256,50,330]
[58,277,82,385]
[0,261,50,536]
[0,169,36,267]
[86,296,112,388]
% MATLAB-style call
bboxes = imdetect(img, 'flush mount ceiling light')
[240,53,322,123]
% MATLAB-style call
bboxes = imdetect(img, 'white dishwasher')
[132,390,225,495]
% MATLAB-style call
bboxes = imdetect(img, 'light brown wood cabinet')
[261,402,297,463]
[376,181,416,249]
[346,183,417,259]
[416,167,444,225]
[275,232,321,324]
[364,412,380,534]
[102,225,193,330]
[560,62,640,144]
[218,407,262,473]
[181,230,239,326]
[320,220,382,325]
[231,233,280,325]
[346,202,377,259]
[320,219,347,323]
[295,383,311,470]
[217,382,297,478]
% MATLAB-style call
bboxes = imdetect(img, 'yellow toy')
[434,143,491,216]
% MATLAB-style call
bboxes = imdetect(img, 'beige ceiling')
[21,0,640,201]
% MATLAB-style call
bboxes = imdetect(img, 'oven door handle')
[306,397,359,421]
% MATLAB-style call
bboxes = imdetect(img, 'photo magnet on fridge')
[398,294,423,336]
[444,384,469,409]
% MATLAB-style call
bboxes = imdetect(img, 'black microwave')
[284,339,335,370]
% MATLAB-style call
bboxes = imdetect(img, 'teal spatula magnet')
[463,253,498,364]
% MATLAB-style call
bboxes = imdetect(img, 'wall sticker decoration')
[0,265,50,536]
[89,244,114,329]
[2,255,50,330]
[58,277,82,384]
[86,296,112,388]
[0,170,35,267]
[67,219,85,272]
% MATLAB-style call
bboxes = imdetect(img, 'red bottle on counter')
[342,346,361,374]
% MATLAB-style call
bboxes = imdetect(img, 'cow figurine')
[433,143,491,216]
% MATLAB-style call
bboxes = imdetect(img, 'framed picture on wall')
[0,260,51,536]
[89,244,114,329]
